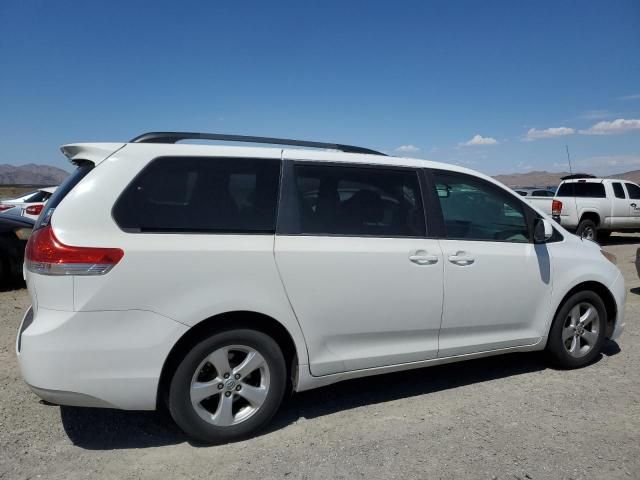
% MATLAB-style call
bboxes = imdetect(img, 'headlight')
[14,227,32,240]
[601,249,617,265]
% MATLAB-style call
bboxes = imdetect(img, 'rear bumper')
[16,306,188,410]
[609,273,626,340]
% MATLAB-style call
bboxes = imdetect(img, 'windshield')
[34,162,94,230]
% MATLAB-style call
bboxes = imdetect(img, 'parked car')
[0,187,57,220]
[0,214,34,283]
[17,132,625,443]
[525,175,640,241]
[514,187,556,197]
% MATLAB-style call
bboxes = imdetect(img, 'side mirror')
[533,217,553,243]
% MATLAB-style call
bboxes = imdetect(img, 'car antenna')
[566,144,580,233]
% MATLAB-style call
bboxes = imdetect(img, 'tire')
[168,329,286,444]
[576,218,598,241]
[546,290,607,369]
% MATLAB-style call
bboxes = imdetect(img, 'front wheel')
[546,291,607,369]
[168,329,287,444]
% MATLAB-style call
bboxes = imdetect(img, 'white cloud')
[523,127,575,141]
[459,134,498,147]
[618,93,640,101]
[579,118,640,135]
[395,144,420,153]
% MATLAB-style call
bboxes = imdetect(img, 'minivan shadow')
[60,343,619,450]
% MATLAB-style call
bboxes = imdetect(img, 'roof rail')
[560,173,596,180]
[129,132,386,156]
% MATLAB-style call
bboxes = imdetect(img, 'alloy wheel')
[562,302,600,358]
[190,345,270,427]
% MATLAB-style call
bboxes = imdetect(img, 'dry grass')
[0,186,34,199]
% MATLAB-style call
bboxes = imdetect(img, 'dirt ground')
[1,236,639,480]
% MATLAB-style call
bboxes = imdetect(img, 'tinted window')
[612,182,626,199]
[556,182,606,198]
[625,183,640,200]
[532,190,554,197]
[113,157,280,233]
[515,190,527,196]
[433,171,529,242]
[22,190,51,203]
[35,162,93,230]
[290,164,425,237]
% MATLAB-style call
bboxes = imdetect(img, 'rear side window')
[612,182,626,199]
[556,182,606,198]
[35,162,93,230]
[625,183,640,200]
[113,157,281,233]
[433,171,530,243]
[287,164,425,237]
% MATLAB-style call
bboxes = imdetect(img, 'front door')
[275,161,444,376]
[624,183,640,227]
[430,170,553,357]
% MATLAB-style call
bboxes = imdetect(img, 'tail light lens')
[25,204,44,216]
[25,226,124,276]
[552,199,563,216]
[0,204,14,211]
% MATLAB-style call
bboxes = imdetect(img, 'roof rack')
[129,132,386,156]
[560,173,596,180]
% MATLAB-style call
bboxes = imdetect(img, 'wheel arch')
[550,281,617,342]
[157,310,299,409]
[579,210,601,227]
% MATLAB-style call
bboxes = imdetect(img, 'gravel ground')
[1,237,639,479]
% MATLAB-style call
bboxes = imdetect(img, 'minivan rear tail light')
[0,204,14,211]
[552,199,563,216]
[25,204,44,216]
[25,225,124,276]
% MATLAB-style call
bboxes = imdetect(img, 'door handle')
[409,250,439,265]
[448,251,475,266]
[631,203,637,208]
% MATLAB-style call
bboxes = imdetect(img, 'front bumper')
[609,272,626,340]
[16,306,188,410]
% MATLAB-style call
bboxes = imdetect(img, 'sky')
[1,0,639,176]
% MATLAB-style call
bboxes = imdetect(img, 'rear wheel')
[546,291,607,368]
[168,329,286,444]
[576,218,597,241]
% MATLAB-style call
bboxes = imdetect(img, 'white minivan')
[17,132,625,443]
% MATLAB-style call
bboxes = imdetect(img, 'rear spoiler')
[60,143,126,166]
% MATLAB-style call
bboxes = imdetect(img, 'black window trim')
[424,168,543,244]
[624,182,640,200]
[276,159,430,239]
[612,182,627,199]
[111,155,283,235]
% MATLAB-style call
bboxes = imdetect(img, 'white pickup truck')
[525,176,640,242]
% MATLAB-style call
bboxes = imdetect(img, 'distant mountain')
[2,162,640,190]
[493,169,640,187]
[493,170,571,188]
[0,164,70,185]
[608,170,640,184]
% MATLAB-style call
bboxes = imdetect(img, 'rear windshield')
[34,162,94,230]
[556,182,606,198]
